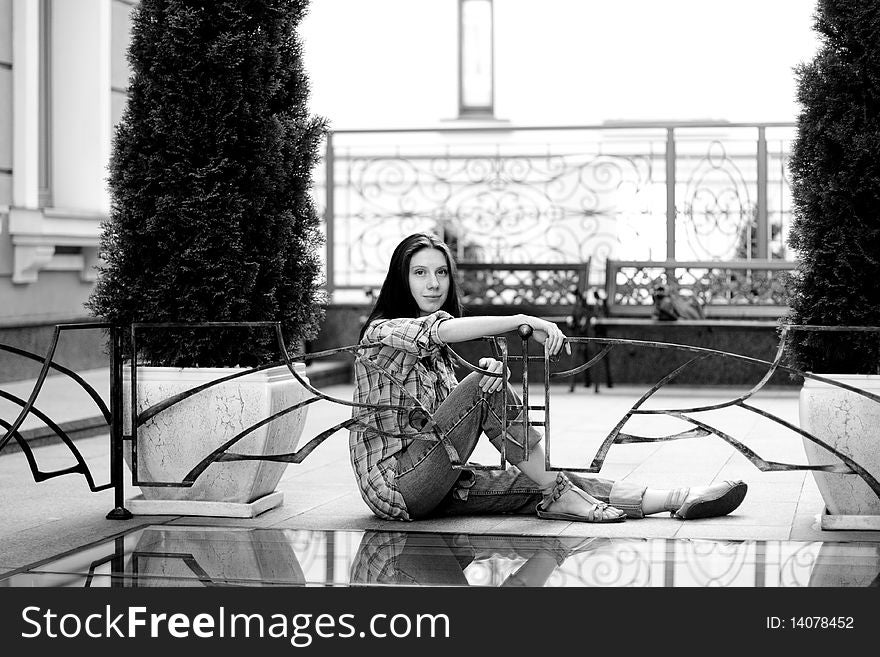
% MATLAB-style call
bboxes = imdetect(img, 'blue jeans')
[396,373,646,519]
[351,531,584,586]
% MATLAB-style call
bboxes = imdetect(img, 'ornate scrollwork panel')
[677,138,755,260]
[332,141,658,288]
[612,263,792,306]
[322,127,796,292]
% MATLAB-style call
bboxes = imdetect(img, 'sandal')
[536,473,626,523]
[665,480,748,519]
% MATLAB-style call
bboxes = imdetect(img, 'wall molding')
[7,206,104,283]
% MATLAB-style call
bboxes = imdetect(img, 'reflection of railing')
[16,527,875,588]
[546,540,832,588]
[319,122,796,296]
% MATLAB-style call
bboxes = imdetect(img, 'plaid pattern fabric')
[349,531,410,584]
[349,310,458,521]
[348,532,571,585]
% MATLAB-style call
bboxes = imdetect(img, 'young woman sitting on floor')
[349,232,747,523]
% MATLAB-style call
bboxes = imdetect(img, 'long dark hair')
[359,233,463,340]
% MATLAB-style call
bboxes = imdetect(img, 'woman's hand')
[521,315,571,357]
[478,357,510,393]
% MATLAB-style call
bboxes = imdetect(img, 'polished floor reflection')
[2,526,879,587]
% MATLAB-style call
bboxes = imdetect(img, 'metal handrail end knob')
[518,324,533,339]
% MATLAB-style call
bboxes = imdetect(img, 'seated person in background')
[652,285,705,320]
[652,285,704,322]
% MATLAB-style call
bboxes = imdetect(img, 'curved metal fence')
[2,322,879,520]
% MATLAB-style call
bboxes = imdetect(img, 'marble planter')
[800,374,880,517]
[807,543,880,587]
[131,526,306,586]
[123,364,309,508]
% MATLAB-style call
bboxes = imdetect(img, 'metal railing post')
[106,325,132,520]
[754,540,767,587]
[665,127,677,262]
[664,539,675,587]
[324,131,335,300]
[111,536,127,586]
[325,530,336,583]
[756,126,769,259]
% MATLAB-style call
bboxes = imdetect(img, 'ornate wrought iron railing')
[318,122,796,297]
[0,323,130,519]
[605,259,794,310]
[2,322,878,520]
[457,262,589,308]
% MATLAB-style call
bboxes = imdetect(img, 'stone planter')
[123,364,309,513]
[800,374,880,519]
[131,526,307,586]
[807,543,880,587]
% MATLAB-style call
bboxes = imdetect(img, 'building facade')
[0,0,134,329]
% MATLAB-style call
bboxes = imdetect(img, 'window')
[458,0,494,118]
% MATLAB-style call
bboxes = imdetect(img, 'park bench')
[589,259,796,390]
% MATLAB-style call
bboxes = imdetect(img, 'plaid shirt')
[349,531,570,585]
[349,310,458,520]
[349,531,411,584]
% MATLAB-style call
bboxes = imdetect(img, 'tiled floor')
[3,382,880,585]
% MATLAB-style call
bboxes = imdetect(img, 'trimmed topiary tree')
[88,0,326,367]
[784,0,880,374]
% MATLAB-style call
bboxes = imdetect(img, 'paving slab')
[3,380,880,582]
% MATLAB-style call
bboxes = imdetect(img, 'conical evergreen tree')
[785,0,880,374]
[88,0,326,367]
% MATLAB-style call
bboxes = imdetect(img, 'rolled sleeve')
[364,311,452,357]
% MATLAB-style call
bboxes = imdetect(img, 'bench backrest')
[603,259,795,319]
[456,262,590,315]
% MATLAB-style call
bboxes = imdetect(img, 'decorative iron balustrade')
[0,323,129,519]
[319,123,796,297]
[607,260,794,308]
[2,322,879,521]
[456,262,589,307]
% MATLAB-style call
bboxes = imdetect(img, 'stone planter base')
[126,491,283,518]
[124,364,309,506]
[131,525,306,586]
[820,509,880,531]
[800,374,880,519]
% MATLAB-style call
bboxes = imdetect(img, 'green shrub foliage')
[88,0,326,367]
[785,0,880,374]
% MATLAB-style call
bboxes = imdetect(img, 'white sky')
[301,0,821,129]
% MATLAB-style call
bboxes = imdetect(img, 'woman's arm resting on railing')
[437,314,570,355]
